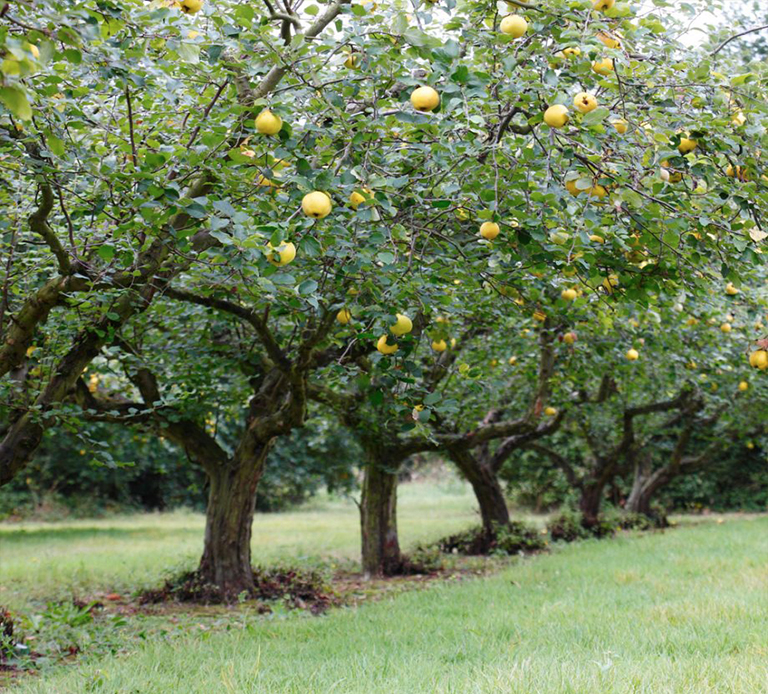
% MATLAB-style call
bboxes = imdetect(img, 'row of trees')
[1,0,766,597]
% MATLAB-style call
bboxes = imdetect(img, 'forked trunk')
[360,451,402,577]
[197,442,272,599]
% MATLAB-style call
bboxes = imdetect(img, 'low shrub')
[436,521,545,556]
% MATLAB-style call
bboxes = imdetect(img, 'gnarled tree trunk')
[197,441,273,599]
[448,448,510,534]
[360,449,402,577]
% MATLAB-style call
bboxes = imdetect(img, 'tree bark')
[360,450,402,577]
[448,448,510,533]
[197,442,272,599]
[578,479,606,527]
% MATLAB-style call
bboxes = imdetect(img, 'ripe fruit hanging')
[574,92,597,114]
[725,282,740,296]
[749,350,768,370]
[377,335,398,355]
[500,14,528,38]
[336,309,352,324]
[738,381,749,391]
[302,191,332,219]
[592,58,614,75]
[181,0,203,13]
[267,241,296,267]
[480,221,500,240]
[544,105,569,128]
[611,119,628,134]
[561,288,577,301]
[593,0,614,10]
[431,339,447,352]
[678,137,697,154]
[626,348,639,361]
[255,109,283,135]
[349,189,372,210]
[597,32,620,49]
[390,313,413,336]
[410,86,440,112]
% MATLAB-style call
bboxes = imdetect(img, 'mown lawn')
[3,484,768,693]
[15,516,768,694]
[0,478,479,610]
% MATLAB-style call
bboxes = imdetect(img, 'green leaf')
[97,245,115,262]
[298,279,318,295]
[0,86,32,120]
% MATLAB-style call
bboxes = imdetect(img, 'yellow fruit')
[611,119,628,134]
[544,406,558,416]
[626,348,639,361]
[561,288,578,301]
[597,32,620,49]
[592,58,614,75]
[731,111,746,126]
[574,92,597,113]
[602,275,618,293]
[480,221,500,240]
[544,104,569,128]
[738,381,749,391]
[593,0,614,10]
[500,14,528,38]
[533,310,546,322]
[749,350,768,370]
[563,331,577,345]
[267,241,296,267]
[410,86,440,112]
[255,109,283,135]
[565,178,581,196]
[508,356,517,365]
[561,46,581,58]
[725,282,739,296]
[302,191,332,219]
[344,53,359,69]
[589,185,608,199]
[720,323,732,333]
[350,189,373,210]
[589,234,605,243]
[678,137,697,154]
[432,339,447,352]
[377,335,398,355]
[661,161,682,183]
[390,313,413,336]
[27,43,40,59]
[726,165,750,182]
[336,309,352,324]
[181,0,203,13]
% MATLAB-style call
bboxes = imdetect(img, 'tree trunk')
[360,451,402,577]
[448,448,510,534]
[578,480,605,528]
[197,442,272,599]
[626,468,670,516]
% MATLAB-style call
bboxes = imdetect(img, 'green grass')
[14,515,768,693]
[0,478,479,610]
[4,483,768,693]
